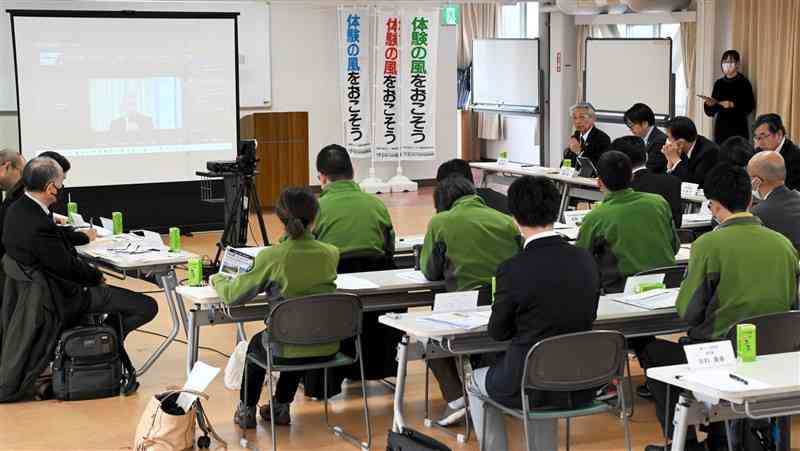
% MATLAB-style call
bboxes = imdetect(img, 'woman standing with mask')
[703,50,756,144]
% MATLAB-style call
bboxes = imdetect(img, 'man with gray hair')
[3,156,158,393]
[748,151,800,250]
[0,149,25,294]
[562,102,611,171]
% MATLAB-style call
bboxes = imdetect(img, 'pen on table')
[729,373,749,385]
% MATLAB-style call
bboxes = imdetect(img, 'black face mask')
[51,183,66,203]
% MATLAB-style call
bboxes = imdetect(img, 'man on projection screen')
[109,92,154,134]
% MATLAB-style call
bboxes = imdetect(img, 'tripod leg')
[215,178,245,266]
[248,179,269,246]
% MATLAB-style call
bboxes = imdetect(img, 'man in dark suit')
[562,102,611,172]
[3,157,158,391]
[436,159,509,214]
[663,116,719,188]
[109,94,154,134]
[467,175,600,450]
[613,136,683,228]
[0,149,25,295]
[748,151,800,250]
[753,113,800,191]
[624,103,668,173]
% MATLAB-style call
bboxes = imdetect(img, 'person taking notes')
[420,175,521,426]
[467,175,600,450]
[216,187,340,429]
[576,151,678,294]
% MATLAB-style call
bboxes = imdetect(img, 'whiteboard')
[0,0,271,111]
[472,39,540,111]
[585,38,672,116]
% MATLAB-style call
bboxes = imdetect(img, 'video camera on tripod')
[206,139,258,175]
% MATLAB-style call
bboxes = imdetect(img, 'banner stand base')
[389,174,418,193]
[360,176,393,194]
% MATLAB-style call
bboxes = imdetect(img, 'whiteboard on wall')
[472,39,540,112]
[584,38,672,116]
[0,0,271,111]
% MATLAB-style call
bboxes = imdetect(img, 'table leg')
[161,270,189,339]
[186,308,200,376]
[392,335,410,433]
[136,272,181,376]
[670,394,692,451]
[236,323,247,344]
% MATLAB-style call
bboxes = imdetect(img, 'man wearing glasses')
[753,113,800,190]
[624,103,669,173]
[562,102,611,172]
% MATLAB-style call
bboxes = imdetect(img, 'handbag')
[386,428,452,451]
[134,386,227,451]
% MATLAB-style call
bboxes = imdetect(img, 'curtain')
[732,0,800,139]
[680,22,697,121]
[575,25,591,102]
[457,4,502,145]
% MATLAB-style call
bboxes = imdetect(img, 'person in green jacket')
[642,164,799,451]
[420,175,521,426]
[314,144,395,269]
[576,150,679,293]
[212,187,340,429]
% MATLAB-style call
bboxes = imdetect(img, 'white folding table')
[76,237,198,376]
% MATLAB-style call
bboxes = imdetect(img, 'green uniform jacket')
[210,232,340,358]
[576,188,679,292]
[421,195,521,292]
[677,213,799,340]
[314,180,395,259]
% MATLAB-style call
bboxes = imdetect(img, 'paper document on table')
[683,213,713,224]
[176,361,221,411]
[611,288,677,310]
[680,369,770,392]
[100,217,114,231]
[419,310,491,330]
[434,290,479,313]
[395,270,429,284]
[335,274,380,290]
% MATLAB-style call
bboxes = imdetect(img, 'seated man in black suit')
[2,157,158,391]
[436,159,509,214]
[624,103,668,173]
[467,175,600,450]
[663,116,719,188]
[753,113,800,190]
[562,102,611,171]
[748,151,800,251]
[718,136,755,168]
[38,150,97,246]
[0,149,25,294]
[613,136,683,228]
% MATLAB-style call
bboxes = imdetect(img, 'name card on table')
[681,182,700,197]
[684,341,736,371]
[434,290,479,313]
[559,166,576,177]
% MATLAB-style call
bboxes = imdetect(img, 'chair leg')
[619,377,632,451]
[522,393,533,451]
[479,400,488,451]
[566,417,571,451]
[266,354,277,451]
[456,355,471,442]
[325,339,371,450]
[624,353,635,418]
[423,359,432,426]
[724,420,735,451]
[357,339,372,450]
[664,384,671,449]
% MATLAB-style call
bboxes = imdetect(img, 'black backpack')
[53,325,123,401]
[386,428,452,451]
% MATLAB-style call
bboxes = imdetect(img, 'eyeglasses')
[754,133,774,142]
[625,122,636,130]
[572,114,591,120]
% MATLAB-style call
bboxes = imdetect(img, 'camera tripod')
[214,172,269,266]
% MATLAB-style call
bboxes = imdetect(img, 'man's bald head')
[748,151,786,184]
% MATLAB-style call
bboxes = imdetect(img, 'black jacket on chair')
[777,139,800,192]
[0,256,63,402]
[751,185,800,251]
[2,195,102,324]
[485,235,600,409]
[563,127,612,169]
[669,136,719,188]
[632,168,683,228]
[644,127,669,174]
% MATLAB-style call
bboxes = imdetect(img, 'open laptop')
[576,156,597,178]
[218,247,256,278]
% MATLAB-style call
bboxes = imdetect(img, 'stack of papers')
[611,288,678,310]
[680,369,770,392]
[335,274,380,290]
[396,270,429,284]
[418,310,492,330]
[683,213,713,225]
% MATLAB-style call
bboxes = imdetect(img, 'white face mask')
[751,178,763,201]
[722,62,736,74]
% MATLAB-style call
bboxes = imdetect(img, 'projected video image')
[90,77,183,133]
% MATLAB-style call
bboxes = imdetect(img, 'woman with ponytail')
[210,187,340,429]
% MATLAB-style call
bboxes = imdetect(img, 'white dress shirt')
[523,229,562,248]
[25,191,50,215]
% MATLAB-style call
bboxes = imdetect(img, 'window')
[498,2,539,39]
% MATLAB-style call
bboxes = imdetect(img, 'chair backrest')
[265,293,363,346]
[522,330,626,392]
[633,265,687,289]
[725,311,800,355]
[676,229,696,244]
